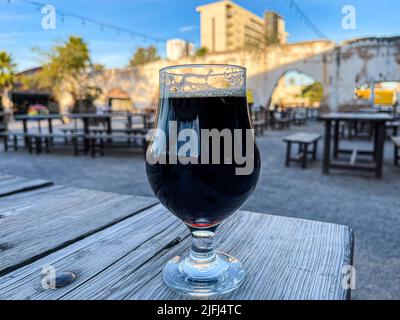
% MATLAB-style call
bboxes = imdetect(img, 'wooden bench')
[284,133,321,169]
[85,132,148,158]
[22,132,85,156]
[392,136,400,166]
[0,132,25,152]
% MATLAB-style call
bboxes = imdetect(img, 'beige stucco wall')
[83,37,400,113]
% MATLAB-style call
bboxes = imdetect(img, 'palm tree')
[0,51,16,91]
[0,51,16,113]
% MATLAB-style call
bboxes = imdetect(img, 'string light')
[13,0,171,46]
[284,0,329,40]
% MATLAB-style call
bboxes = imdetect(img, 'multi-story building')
[265,11,288,45]
[196,0,288,53]
[166,39,195,61]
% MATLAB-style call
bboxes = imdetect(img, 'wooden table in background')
[319,112,393,179]
[0,177,354,300]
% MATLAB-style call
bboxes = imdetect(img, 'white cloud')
[179,25,199,33]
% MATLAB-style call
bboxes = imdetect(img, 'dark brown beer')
[146,95,261,228]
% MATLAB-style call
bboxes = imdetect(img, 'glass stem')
[188,229,216,264]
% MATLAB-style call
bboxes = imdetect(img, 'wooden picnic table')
[319,112,393,179]
[127,111,154,130]
[0,175,53,197]
[14,114,64,145]
[14,113,113,151]
[0,177,354,300]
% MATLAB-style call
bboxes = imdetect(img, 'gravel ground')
[0,120,399,299]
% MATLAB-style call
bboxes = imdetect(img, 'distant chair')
[250,107,266,136]
[292,108,307,125]
[272,110,291,130]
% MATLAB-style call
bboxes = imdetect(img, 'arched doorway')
[107,88,133,112]
[270,70,323,111]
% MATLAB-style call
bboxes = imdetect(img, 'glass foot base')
[163,251,245,297]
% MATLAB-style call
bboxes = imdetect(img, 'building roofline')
[196,0,264,21]
[264,10,284,19]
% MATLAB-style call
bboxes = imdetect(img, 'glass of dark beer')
[146,64,260,296]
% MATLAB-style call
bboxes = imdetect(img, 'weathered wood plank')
[0,204,354,300]
[0,186,158,276]
[0,175,53,197]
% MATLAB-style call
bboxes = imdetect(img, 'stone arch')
[247,52,329,109]
[268,69,322,109]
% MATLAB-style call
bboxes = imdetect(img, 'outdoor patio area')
[0,120,398,300]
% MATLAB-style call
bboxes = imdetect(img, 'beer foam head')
[160,64,246,98]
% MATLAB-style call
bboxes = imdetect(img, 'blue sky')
[1,0,399,71]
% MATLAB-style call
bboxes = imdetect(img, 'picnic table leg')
[373,123,378,161]
[302,143,308,169]
[27,136,33,154]
[44,137,50,153]
[13,134,18,151]
[48,119,54,145]
[23,119,28,147]
[106,117,112,144]
[323,120,331,174]
[127,114,132,129]
[83,118,90,154]
[285,142,291,167]
[35,136,42,154]
[333,120,339,159]
[313,141,318,160]
[375,122,385,179]
[348,121,353,140]
[73,136,79,156]
[4,135,8,152]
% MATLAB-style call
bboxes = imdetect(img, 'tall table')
[0,177,354,300]
[319,112,393,179]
